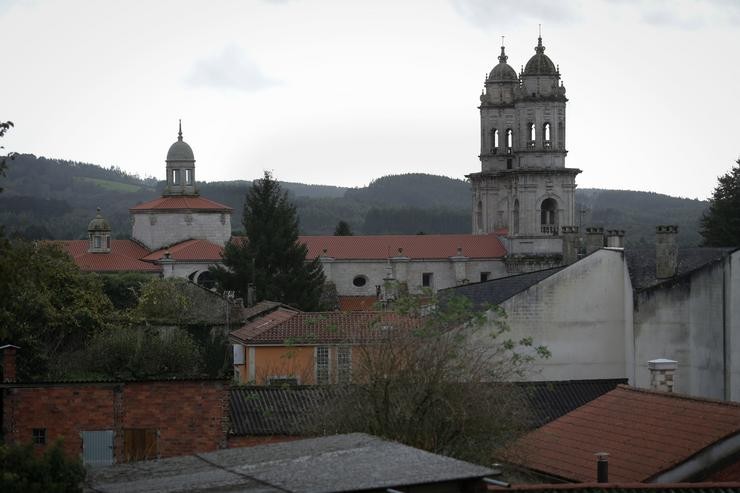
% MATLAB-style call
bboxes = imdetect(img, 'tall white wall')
[488,249,631,381]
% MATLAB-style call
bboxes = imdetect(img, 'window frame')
[32,428,47,445]
[315,346,330,385]
[422,272,434,289]
[336,345,352,384]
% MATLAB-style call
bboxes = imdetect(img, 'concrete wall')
[321,258,508,297]
[488,249,631,381]
[132,211,231,250]
[634,250,740,400]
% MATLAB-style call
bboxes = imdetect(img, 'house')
[229,307,419,385]
[445,227,740,401]
[84,433,498,493]
[503,384,740,483]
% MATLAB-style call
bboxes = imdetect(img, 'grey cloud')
[185,44,280,93]
[610,0,740,29]
[451,0,583,29]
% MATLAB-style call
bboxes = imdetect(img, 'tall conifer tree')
[211,171,326,310]
[701,159,740,247]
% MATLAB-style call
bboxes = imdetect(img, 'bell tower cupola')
[87,207,111,253]
[164,120,197,196]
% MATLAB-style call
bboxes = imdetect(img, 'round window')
[352,275,367,287]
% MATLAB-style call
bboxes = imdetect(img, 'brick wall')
[1,379,229,463]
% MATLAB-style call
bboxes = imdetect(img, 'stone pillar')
[318,253,335,283]
[605,230,625,248]
[391,250,410,284]
[648,359,678,392]
[584,227,605,255]
[561,226,579,264]
[450,247,469,285]
[158,252,176,279]
[656,225,678,279]
[1,344,20,383]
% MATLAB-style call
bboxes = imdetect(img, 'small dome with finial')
[166,120,195,162]
[524,36,558,76]
[88,207,111,232]
[489,45,518,82]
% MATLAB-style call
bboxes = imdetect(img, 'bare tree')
[310,293,550,466]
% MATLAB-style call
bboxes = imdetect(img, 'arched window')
[513,199,520,235]
[489,129,499,153]
[543,122,551,148]
[527,123,536,148]
[505,129,513,154]
[540,198,558,234]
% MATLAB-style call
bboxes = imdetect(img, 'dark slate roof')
[86,433,495,493]
[230,386,340,436]
[441,266,566,309]
[518,379,628,427]
[495,483,740,492]
[242,300,296,322]
[625,247,735,291]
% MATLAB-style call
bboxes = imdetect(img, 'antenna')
[501,35,505,46]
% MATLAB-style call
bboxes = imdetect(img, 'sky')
[1,0,739,199]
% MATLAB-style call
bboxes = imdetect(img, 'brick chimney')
[605,229,625,248]
[561,226,579,264]
[1,344,20,383]
[648,359,677,392]
[584,227,605,255]
[655,225,678,279]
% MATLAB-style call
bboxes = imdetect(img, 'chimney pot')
[584,226,605,255]
[561,226,580,265]
[655,225,678,279]
[605,230,625,248]
[648,358,678,392]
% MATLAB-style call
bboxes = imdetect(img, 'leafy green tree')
[0,120,13,194]
[312,293,549,465]
[333,220,353,236]
[701,159,740,246]
[0,240,113,380]
[0,440,85,493]
[211,171,326,310]
[100,272,154,310]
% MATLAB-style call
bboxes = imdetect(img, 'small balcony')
[544,140,552,149]
[526,140,536,149]
[506,147,513,155]
[541,225,558,235]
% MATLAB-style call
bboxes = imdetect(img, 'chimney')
[595,452,609,483]
[561,226,579,264]
[1,344,20,383]
[605,229,625,248]
[648,359,678,392]
[584,227,605,255]
[655,225,678,279]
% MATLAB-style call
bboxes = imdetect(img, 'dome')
[489,46,518,82]
[166,121,195,162]
[523,37,557,76]
[88,208,111,232]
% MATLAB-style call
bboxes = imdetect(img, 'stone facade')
[131,211,232,251]
[468,37,580,258]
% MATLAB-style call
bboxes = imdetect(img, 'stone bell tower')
[468,35,580,265]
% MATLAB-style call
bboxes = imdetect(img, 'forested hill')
[0,154,707,247]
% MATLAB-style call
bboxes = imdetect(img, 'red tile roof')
[298,234,506,260]
[230,308,419,345]
[129,195,232,212]
[58,240,161,272]
[505,386,740,483]
[142,239,224,262]
[338,296,379,311]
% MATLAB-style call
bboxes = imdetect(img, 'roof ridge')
[617,384,740,408]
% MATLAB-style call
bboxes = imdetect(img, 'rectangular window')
[32,428,46,445]
[422,272,434,289]
[337,346,352,384]
[124,428,158,462]
[480,272,491,282]
[233,344,245,365]
[93,236,101,249]
[105,236,111,249]
[315,346,330,385]
[184,169,192,184]
[172,169,180,184]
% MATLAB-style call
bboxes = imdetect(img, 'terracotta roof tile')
[338,296,380,311]
[230,309,419,345]
[129,195,232,212]
[505,386,740,483]
[58,240,160,272]
[298,233,506,260]
[142,239,224,262]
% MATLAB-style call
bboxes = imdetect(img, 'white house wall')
[490,249,631,381]
[132,212,232,250]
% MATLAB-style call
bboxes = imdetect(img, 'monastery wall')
[132,211,231,250]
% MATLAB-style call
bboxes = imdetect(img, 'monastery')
[62,36,579,309]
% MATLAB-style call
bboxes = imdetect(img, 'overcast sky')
[2,0,738,199]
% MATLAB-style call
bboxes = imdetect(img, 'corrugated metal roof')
[298,233,507,260]
[229,386,339,436]
[58,240,161,272]
[506,386,740,483]
[129,195,232,212]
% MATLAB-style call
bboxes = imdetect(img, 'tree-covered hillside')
[0,154,708,246]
